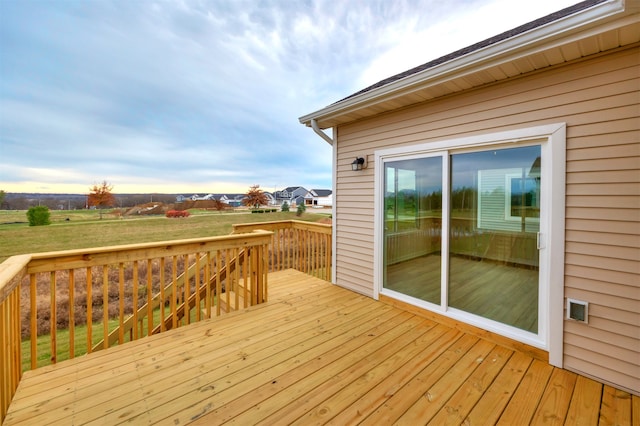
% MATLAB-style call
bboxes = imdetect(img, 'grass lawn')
[22,304,196,371]
[0,209,330,262]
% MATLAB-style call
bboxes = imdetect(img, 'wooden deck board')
[4,269,636,425]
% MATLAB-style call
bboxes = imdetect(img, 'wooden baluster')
[242,248,248,308]
[303,229,308,273]
[314,230,317,276]
[30,274,37,369]
[12,290,21,389]
[289,228,293,269]
[184,254,190,325]
[205,252,211,319]
[254,246,259,304]
[297,229,302,272]
[118,263,125,344]
[171,256,177,330]
[86,267,92,353]
[160,258,166,332]
[297,228,302,273]
[269,233,274,273]
[306,230,310,274]
[50,272,56,364]
[195,254,201,322]
[215,251,221,316]
[262,243,268,302]
[232,248,239,310]
[282,228,287,269]
[1,298,7,414]
[132,261,138,340]
[147,259,153,336]
[276,229,282,272]
[328,232,331,280]
[224,250,230,313]
[102,265,109,350]
[68,269,75,359]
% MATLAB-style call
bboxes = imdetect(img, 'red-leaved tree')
[88,180,115,219]
[242,185,268,209]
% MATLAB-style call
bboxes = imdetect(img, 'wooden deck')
[4,269,638,425]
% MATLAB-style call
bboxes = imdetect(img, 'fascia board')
[299,0,627,128]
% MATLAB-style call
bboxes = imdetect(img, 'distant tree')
[213,199,227,213]
[242,185,268,209]
[296,203,306,217]
[27,206,51,226]
[0,190,5,209]
[281,201,290,212]
[88,180,116,219]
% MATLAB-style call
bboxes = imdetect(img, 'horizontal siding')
[564,350,640,394]
[333,45,639,392]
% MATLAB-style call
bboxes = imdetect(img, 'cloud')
[0,0,577,194]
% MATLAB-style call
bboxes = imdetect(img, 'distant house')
[274,186,308,206]
[220,193,247,207]
[299,0,639,395]
[305,189,332,207]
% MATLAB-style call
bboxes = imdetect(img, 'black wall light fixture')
[351,157,366,171]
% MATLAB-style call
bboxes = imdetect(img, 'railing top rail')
[233,220,332,235]
[24,230,273,274]
[0,254,31,304]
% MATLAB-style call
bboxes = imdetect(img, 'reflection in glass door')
[383,156,443,305]
[381,145,542,334]
[449,146,541,332]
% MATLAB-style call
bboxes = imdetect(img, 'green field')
[0,208,330,262]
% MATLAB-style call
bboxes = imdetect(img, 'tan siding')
[568,314,639,341]
[566,219,640,235]
[566,169,640,184]
[333,45,639,392]
[565,283,638,312]
[565,333,639,367]
[566,241,639,261]
[564,351,640,394]
[565,264,638,286]
[566,130,640,149]
[567,142,640,160]
[566,195,639,208]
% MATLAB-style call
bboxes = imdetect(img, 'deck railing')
[233,219,332,281]
[0,219,332,422]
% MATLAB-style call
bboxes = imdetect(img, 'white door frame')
[373,123,566,367]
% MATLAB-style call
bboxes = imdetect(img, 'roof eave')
[299,0,629,129]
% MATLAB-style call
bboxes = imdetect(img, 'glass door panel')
[383,156,442,304]
[449,146,541,332]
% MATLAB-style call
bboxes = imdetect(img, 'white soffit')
[300,0,639,129]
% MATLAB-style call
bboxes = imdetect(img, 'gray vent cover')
[567,298,588,323]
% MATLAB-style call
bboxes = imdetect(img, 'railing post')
[0,254,30,423]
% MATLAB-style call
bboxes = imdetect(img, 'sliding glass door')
[449,146,540,332]
[383,145,542,334]
[383,155,443,305]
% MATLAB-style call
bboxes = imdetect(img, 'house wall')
[333,45,639,393]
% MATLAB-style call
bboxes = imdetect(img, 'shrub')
[166,210,190,218]
[281,202,290,212]
[27,206,51,226]
[296,203,306,217]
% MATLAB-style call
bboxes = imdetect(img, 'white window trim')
[373,123,566,367]
[504,172,541,224]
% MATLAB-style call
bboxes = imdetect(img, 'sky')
[0,0,579,195]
